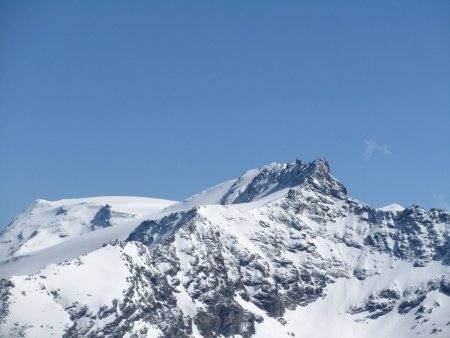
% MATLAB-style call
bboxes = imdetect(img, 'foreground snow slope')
[1,159,449,338]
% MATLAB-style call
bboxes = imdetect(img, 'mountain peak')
[220,158,345,204]
[308,157,330,174]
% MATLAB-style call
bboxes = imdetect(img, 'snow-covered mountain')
[1,159,449,338]
[0,196,176,278]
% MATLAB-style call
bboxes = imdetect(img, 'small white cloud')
[363,140,391,159]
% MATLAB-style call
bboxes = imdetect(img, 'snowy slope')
[0,242,168,338]
[164,180,236,213]
[1,159,449,338]
[0,196,176,277]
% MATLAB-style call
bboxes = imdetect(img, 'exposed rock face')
[350,286,401,319]
[221,159,347,204]
[364,206,450,266]
[1,159,450,338]
[90,204,137,230]
[440,275,450,295]
[90,204,114,229]
[194,302,256,338]
[397,280,440,315]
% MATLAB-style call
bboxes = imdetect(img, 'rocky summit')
[0,159,449,338]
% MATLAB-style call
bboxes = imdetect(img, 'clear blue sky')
[1,0,449,228]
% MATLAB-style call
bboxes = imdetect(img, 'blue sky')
[1,0,449,227]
